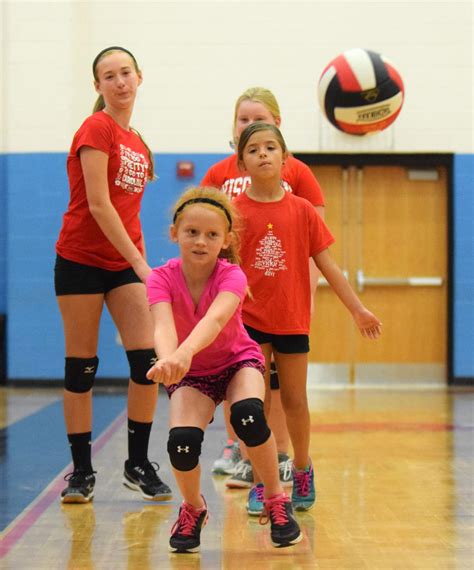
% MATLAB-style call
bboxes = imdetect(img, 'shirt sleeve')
[201,164,219,188]
[216,263,248,301]
[72,115,114,156]
[307,203,335,256]
[146,267,173,306]
[290,157,326,207]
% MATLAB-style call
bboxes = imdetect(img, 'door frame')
[293,152,463,385]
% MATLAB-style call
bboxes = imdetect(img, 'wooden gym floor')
[0,384,473,569]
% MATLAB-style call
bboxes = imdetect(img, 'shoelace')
[279,459,292,481]
[64,470,95,481]
[235,460,251,478]
[254,485,265,502]
[141,461,161,482]
[171,503,202,536]
[293,469,310,496]
[259,494,289,526]
[64,470,96,485]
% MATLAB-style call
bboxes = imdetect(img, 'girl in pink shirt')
[145,186,302,553]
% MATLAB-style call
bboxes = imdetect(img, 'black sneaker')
[169,497,208,553]
[260,492,302,548]
[61,469,96,504]
[123,460,172,501]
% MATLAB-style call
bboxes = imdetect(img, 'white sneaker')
[278,453,293,487]
[225,459,254,488]
[212,440,241,475]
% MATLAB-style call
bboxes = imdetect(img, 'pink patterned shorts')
[164,359,265,406]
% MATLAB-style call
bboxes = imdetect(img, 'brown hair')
[237,122,288,164]
[92,47,155,181]
[173,186,241,265]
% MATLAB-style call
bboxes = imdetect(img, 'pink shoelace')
[171,502,204,536]
[255,485,265,502]
[293,469,310,496]
[259,493,290,526]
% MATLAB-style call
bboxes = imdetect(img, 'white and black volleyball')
[318,48,404,135]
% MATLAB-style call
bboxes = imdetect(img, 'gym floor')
[0,384,473,569]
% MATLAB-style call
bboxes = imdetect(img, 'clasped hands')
[146,347,193,386]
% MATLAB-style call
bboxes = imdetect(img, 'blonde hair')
[173,186,241,265]
[232,87,281,145]
[92,47,155,181]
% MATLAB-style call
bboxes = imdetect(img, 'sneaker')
[61,469,96,504]
[123,460,172,501]
[260,493,302,548]
[169,497,209,553]
[291,463,316,511]
[212,439,241,475]
[246,483,265,516]
[225,459,254,488]
[278,453,293,487]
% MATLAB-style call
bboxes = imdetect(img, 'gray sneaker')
[225,459,254,488]
[278,453,293,487]
[212,440,241,475]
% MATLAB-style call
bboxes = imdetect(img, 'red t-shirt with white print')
[201,153,325,206]
[56,111,150,270]
[234,191,335,335]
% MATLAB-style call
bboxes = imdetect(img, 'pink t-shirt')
[146,258,264,376]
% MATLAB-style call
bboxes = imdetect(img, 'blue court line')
[0,394,126,532]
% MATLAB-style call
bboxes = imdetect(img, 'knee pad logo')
[241,416,254,426]
[177,446,189,453]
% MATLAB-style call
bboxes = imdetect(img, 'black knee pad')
[270,361,280,390]
[230,398,270,447]
[64,356,99,393]
[126,349,157,385]
[167,427,204,471]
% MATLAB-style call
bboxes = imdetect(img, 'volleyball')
[318,48,404,135]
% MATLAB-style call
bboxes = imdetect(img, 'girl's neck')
[102,106,132,131]
[246,179,285,203]
[181,259,217,287]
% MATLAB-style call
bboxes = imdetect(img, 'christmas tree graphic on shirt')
[252,223,288,277]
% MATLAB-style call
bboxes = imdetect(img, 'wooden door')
[309,165,448,384]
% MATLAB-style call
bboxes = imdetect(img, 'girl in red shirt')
[234,122,382,513]
[55,47,171,503]
[203,87,326,488]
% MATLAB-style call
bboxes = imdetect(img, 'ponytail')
[131,128,156,182]
[92,94,105,114]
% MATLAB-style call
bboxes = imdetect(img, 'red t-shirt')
[234,192,335,335]
[56,111,150,270]
[201,153,325,206]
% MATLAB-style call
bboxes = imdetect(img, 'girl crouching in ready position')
[145,186,302,553]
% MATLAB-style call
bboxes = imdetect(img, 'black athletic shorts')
[54,254,142,295]
[244,325,310,354]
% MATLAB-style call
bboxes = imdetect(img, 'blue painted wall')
[0,154,6,314]
[2,152,474,380]
[453,155,474,379]
[5,152,225,379]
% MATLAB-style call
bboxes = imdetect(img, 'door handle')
[356,270,443,293]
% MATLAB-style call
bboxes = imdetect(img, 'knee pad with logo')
[167,427,204,471]
[64,356,99,393]
[230,398,270,447]
[126,349,157,386]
